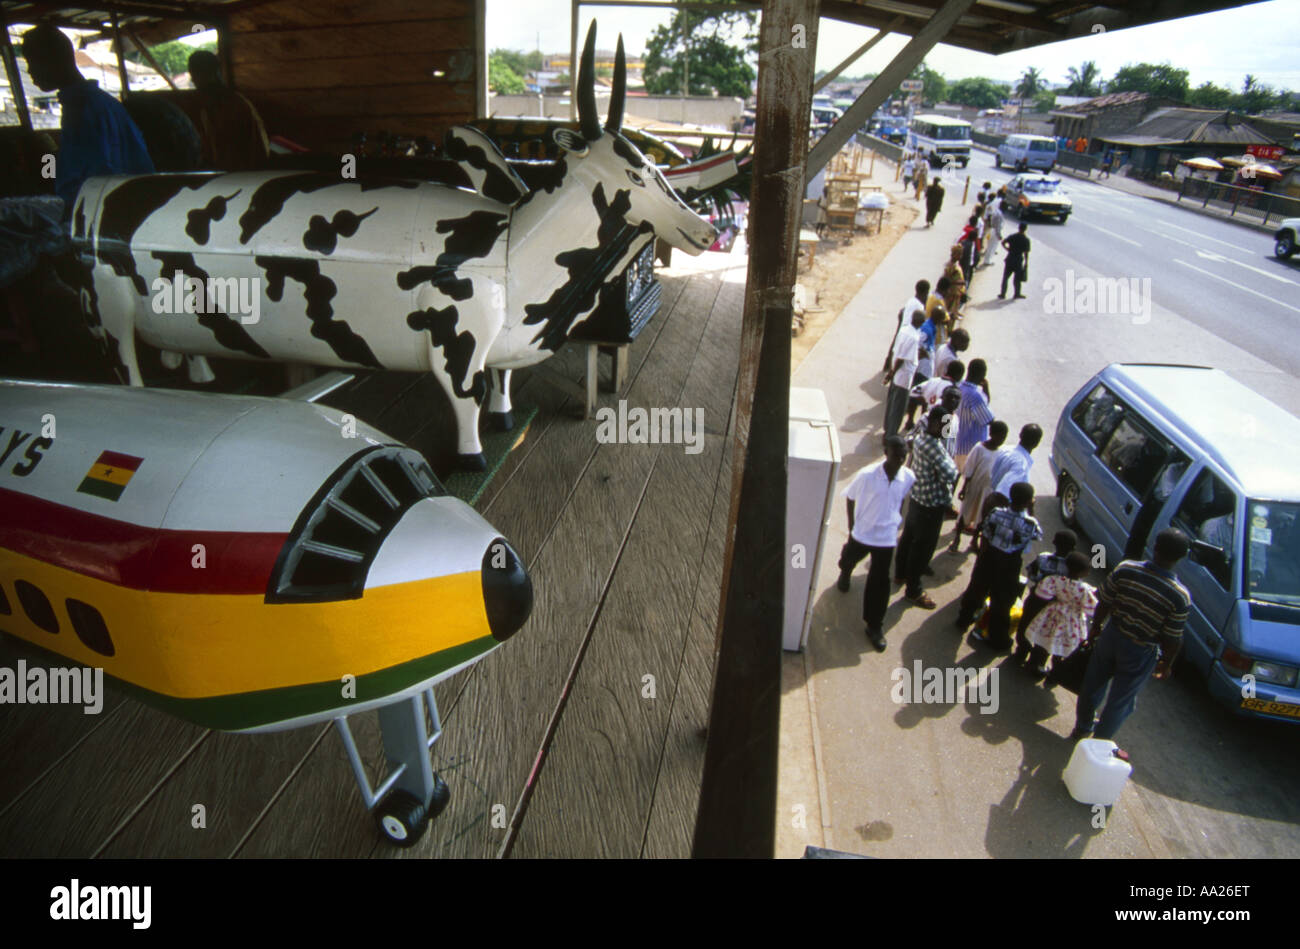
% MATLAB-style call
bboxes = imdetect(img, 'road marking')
[1194,249,1300,286]
[1173,259,1300,314]
[1162,220,1253,251]
[1076,219,1142,246]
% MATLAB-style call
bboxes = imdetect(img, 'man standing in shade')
[837,436,915,652]
[883,304,925,437]
[957,482,1043,650]
[1072,529,1192,742]
[894,406,959,610]
[21,23,154,210]
[998,222,1030,300]
[989,423,1042,505]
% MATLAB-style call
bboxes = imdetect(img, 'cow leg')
[92,276,144,386]
[160,350,184,371]
[415,280,505,471]
[186,355,216,384]
[486,368,514,431]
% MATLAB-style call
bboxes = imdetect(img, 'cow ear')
[551,127,589,157]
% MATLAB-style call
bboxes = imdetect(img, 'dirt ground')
[792,188,918,372]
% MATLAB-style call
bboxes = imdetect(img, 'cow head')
[554,24,718,255]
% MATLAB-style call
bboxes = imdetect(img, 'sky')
[487,0,1300,93]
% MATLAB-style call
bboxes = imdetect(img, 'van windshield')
[1246,500,1300,605]
[1030,140,1055,151]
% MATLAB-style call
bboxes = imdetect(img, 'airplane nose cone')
[482,538,533,642]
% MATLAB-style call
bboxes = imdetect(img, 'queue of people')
[835,192,1194,744]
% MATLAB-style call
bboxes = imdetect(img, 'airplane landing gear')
[334,687,451,848]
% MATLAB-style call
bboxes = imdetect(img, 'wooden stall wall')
[227,0,479,154]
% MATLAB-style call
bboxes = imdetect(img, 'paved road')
[781,165,1300,859]
[957,148,1300,379]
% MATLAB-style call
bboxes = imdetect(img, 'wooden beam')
[474,0,486,118]
[124,27,176,90]
[0,23,33,131]
[110,11,130,96]
[807,0,981,177]
[812,15,902,93]
[692,0,818,860]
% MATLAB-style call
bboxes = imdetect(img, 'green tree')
[906,61,945,105]
[945,77,1006,109]
[1034,90,1057,111]
[144,40,216,77]
[643,3,756,97]
[1064,61,1101,97]
[1187,81,1234,109]
[1106,63,1189,101]
[1015,67,1044,101]
[1233,74,1282,114]
[488,55,526,94]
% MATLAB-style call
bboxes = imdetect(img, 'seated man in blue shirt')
[21,23,154,211]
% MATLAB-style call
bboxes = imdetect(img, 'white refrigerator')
[784,388,842,652]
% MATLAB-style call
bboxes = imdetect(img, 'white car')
[1274,217,1299,259]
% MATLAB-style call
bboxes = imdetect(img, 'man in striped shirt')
[1071,528,1193,742]
[953,359,994,471]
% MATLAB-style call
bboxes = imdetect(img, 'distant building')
[1093,107,1279,175]
[1049,91,1180,143]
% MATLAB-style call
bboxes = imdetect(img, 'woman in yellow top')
[942,244,966,319]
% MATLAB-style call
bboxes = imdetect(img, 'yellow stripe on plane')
[85,463,135,486]
[0,551,491,699]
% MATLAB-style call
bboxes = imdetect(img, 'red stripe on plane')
[96,450,144,471]
[0,487,287,595]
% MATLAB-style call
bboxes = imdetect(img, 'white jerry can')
[1063,738,1132,806]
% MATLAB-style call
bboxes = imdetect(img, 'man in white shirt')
[933,327,968,380]
[989,423,1043,502]
[884,305,926,437]
[836,435,916,651]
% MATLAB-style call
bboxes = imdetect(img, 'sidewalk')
[774,170,1167,859]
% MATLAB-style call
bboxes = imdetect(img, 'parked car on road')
[1002,173,1072,222]
[1274,217,1299,259]
[1051,364,1300,724]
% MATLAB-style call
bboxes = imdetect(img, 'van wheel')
[1058,475,1080,528]
[995,154,1002,168]
[1276,233,1296,259]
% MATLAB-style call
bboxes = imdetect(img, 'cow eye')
[625,169,644,187]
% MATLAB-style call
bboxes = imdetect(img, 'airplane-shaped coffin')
[0,379,532,846]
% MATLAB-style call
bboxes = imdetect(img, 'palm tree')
[1015,67,1043,130]
[1065,61,1100,97]
[1016,67,1044,100]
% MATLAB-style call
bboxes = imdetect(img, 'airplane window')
[14,580,59,633]
[0,583,10,616]
[66,599,115,657]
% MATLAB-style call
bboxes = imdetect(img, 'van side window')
[1071,383,1124,447]
[1173,469,1237,590]
[1099,417,1167,497]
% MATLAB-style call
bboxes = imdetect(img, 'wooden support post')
[962,175,970,204]
[569,0,579,122]
[692,0,819,860]
[110,13,130,98]
[0,24,32,132]
[806,0,980,178]
[125,29,177,90]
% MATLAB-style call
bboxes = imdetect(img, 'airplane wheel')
[376,790,428,848]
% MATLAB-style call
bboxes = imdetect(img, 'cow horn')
[605,35,625,134]
[578,22,601,141]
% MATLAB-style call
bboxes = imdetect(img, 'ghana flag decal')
[77,450,144,501]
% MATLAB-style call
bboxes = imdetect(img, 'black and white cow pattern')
[68,25,717,468]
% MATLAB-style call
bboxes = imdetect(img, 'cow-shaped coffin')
[68,24,717,469]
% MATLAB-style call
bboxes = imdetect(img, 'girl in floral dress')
[1024,551,1098,676]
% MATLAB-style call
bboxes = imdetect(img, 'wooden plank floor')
[0,254,745,858]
